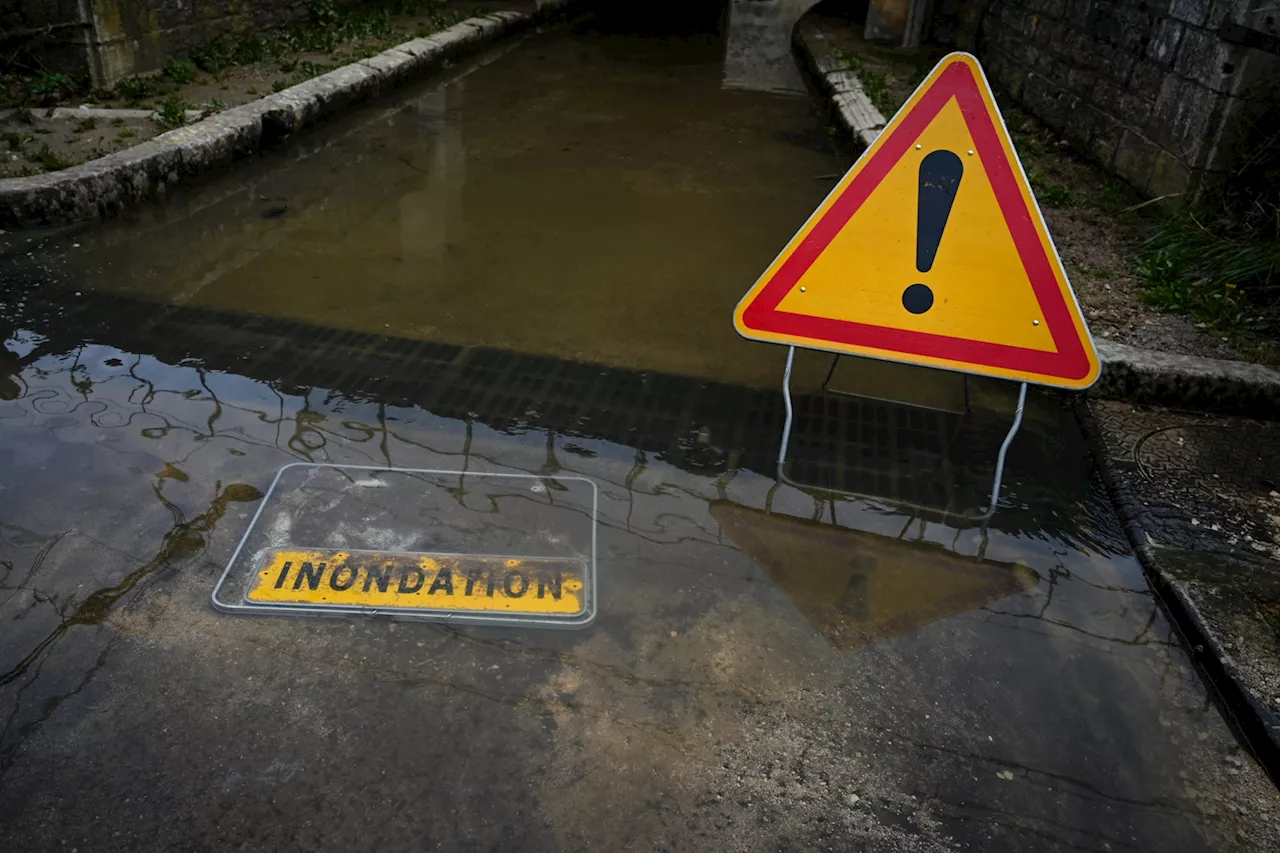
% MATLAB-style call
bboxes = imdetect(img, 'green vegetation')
[831,47,893,116]
[4,132,32,151]
[30,72,75,101]
[74,117,97,133]
[1011,133,1049,157]
[152,96,190,130]
[115,75,166,105]
[1136,210,1279,348]
[271,79,290,93]
[189,0,469,77]
[25,143,77,170]
[1028,171,1074,207]
[117,128,137,140]
[13,107,34,125]
[163,58,199,84]
[208,97,228,111]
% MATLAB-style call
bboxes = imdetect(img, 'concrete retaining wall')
[1,0,355,86]
[977,0,1280,199]
[0,4,569,228]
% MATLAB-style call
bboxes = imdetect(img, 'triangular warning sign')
[734,53,1099,389]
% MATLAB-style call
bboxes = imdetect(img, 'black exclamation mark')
[902,150,964,315]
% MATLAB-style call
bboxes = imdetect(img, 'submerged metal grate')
[1,282,1010,512]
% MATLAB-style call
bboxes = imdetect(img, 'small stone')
[996,770,1015,781]
[847,794,860,805]
[670,630,677,637]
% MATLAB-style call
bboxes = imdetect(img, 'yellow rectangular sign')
[246,549,587,616]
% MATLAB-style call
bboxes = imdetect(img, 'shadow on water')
[0,5,1273,851]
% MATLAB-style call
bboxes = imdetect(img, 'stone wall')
[2,0,355,86]
[0,0,94,79]
[976,0,1280,199]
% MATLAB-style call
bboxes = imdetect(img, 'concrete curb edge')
[791,21,1280,420]
[1073,398,1280,785]
[0,1,579,230]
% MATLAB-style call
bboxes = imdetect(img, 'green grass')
[74,117,97,133]
[30,72,75,100]
[188,0,468,77]
[1136,210,1280,341]
[163,58,199,84]
[830,47,894,116]
[152,96,190,130]
[1011,133,1049,157]
[25,144,77,170]
[4,132,32,151]
[115,75,170,105]
[1028,171,1074,207]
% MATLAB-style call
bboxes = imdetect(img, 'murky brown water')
[28,7,846,393]
[2,4,1279,852]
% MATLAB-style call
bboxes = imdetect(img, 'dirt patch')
[803,11,1244,362]
[0,0,531,179]
[0,110,162,178]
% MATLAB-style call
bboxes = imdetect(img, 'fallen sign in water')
[247,549,587,616]
[733,52,1101,518]
[213,464,598,628]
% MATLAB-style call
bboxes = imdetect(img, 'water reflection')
[1,294,1262,850]
[2,6,1272,847]
[722,0,822,93]
[712,501,1038,650]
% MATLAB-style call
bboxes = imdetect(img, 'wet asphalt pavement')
[3,3,1280,850]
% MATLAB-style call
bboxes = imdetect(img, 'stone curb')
[1074,399,1280,784]
[793,21,885,148]
[791,20,1280,420]
[1093,339,1280,419]
[0,2,576,229]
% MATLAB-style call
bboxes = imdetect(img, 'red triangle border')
[740,60,1092,383]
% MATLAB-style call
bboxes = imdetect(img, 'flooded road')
[2,4,1279,851]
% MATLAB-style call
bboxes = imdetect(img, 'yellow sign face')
[246,549,587,616]
[734,52,1099,389]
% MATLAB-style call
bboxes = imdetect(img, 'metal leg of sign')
[985,382,1027,519]
[777,350,1027,526]
[777,346,797,466]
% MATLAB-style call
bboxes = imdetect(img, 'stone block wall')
[977,0,1280,199]
[3,0,358,86]
[0,0,94,79]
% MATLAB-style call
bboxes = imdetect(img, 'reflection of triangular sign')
[711,502,1036,651]
[733,53,1099,389]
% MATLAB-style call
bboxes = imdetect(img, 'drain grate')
[1,281,1010,514]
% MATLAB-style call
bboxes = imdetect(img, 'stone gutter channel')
[0,1,579,230]
[793,19,1280,784]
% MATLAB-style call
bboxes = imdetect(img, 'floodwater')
[2,3,1278,852]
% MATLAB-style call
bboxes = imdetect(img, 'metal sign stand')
[775,346,1027,522]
